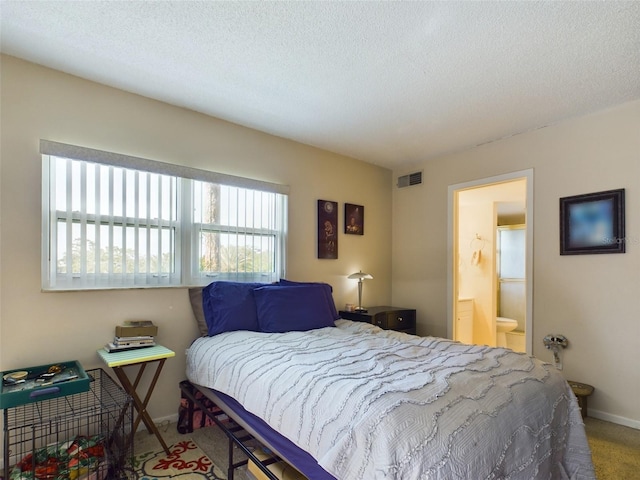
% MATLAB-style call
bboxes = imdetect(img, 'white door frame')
[447,169,534,354]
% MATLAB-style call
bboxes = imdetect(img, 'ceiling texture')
[1,1,639,170]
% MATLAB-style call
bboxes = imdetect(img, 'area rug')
[134,439,225,479]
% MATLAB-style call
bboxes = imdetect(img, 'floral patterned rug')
[134,439,224,479]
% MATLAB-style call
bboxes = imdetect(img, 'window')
[41,141,288,291]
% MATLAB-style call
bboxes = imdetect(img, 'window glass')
[42,151,286,291]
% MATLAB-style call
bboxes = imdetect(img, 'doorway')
[447,170,533,353]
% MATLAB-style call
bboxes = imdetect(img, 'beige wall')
[392,100,640,428]
[0,55,392,423]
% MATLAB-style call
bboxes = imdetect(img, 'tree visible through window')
[193,181,280,279]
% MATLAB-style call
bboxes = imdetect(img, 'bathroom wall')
[457,202,496,346]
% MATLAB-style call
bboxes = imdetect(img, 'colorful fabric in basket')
[10,435,106,480]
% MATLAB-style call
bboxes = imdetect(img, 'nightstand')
[339,306,417,334]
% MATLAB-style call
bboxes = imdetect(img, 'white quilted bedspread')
[186,320,595,480]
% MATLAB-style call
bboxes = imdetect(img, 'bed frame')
[179,380,288,480]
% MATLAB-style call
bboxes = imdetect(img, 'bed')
[185,281,595,480]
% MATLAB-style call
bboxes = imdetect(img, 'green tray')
[0,360,90,409]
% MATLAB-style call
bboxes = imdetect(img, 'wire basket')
[3,368,133,480]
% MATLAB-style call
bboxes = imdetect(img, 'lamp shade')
[347,271,373,280]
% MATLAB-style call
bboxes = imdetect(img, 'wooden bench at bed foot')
[568,381,594,419]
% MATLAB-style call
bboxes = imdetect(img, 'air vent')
[397,171,423,188]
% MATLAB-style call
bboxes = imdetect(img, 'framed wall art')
[317,200,338,259]
[560,188,625,255]
[344,203,364,235]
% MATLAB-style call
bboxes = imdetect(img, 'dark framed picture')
[318,200,338,259]
[344,203,364,235]
[560,188,625,255]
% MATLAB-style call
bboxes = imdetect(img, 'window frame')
[41,140,288,291]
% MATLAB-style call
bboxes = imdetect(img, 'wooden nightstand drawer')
[339,306,417,334]
[372,312,387,328]
[339,310,370,322]
[385,310,415,330]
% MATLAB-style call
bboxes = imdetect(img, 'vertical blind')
[192,181,286,282]
[48,159,179,288]
[41,140,288,291]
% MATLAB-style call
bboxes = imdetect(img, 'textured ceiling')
[1,1,639,170]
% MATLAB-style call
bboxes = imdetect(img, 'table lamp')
[348,270,373,312]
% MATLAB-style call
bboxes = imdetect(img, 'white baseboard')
[588,408,640,430]
[153,413,179,425]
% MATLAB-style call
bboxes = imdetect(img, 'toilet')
[496,317,518,348]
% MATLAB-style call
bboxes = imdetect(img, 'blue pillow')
[253,285,337,333]
[202,281,266,336]
[277,279,339,320]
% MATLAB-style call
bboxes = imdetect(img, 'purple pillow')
[277,279,339,320]
[253,285,337,333]
[202,281,266,336]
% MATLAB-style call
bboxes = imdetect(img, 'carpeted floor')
[135,417,640,479]
[584,417,640,480]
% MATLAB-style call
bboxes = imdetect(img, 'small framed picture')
[344,203,364,235]
[560,188,625,255]
[318,200,338,259]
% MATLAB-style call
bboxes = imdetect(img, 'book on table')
[104,341,155,353]
[114,335,155,345]
[110,320,157,352]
